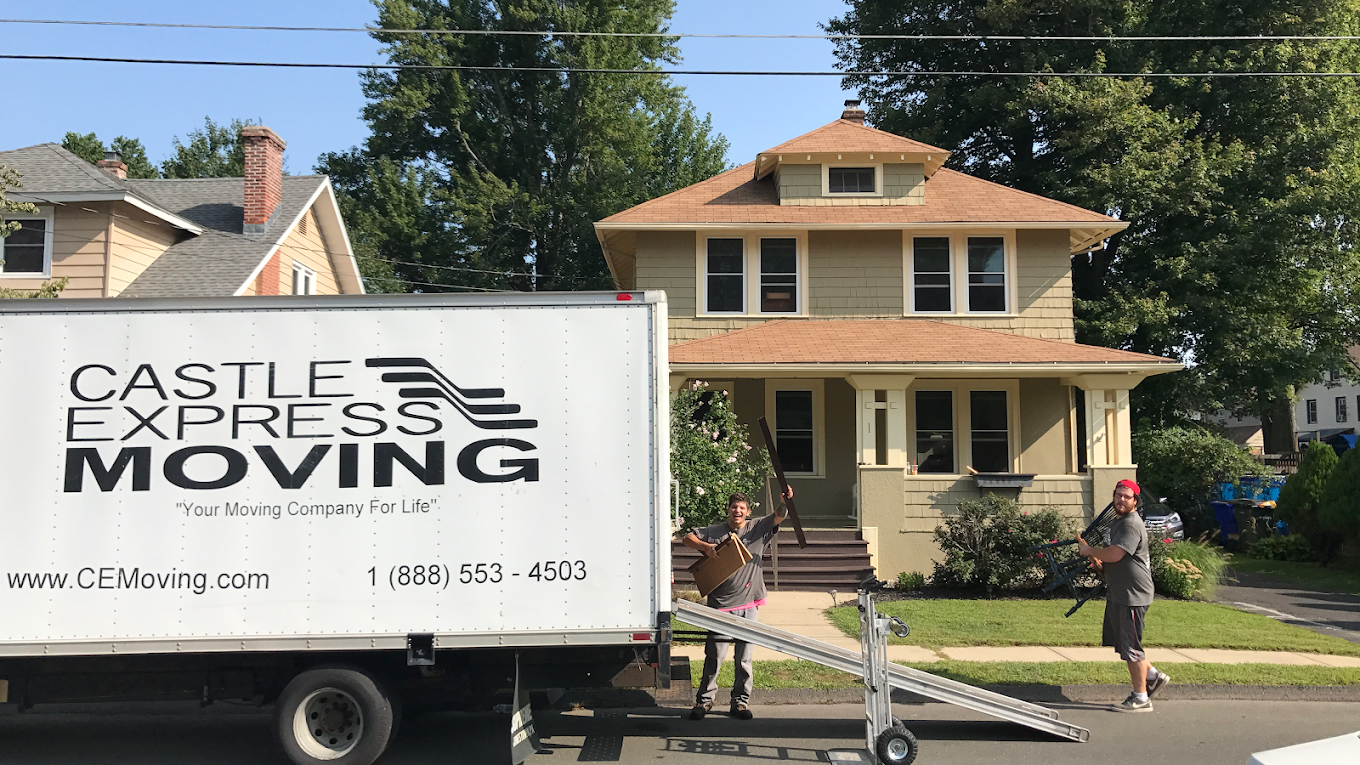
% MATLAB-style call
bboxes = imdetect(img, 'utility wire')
[8,18,1360,42]
[4,53,1360,77]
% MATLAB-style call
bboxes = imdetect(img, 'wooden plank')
[757,416,807,548]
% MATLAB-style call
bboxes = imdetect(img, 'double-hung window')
[774,390,815,474]
[1337,396,1348,424]
[1306,399,1318,424]
[967,237,1007,312]
[705,238,744,313]
[291,262,317,295]
[760,238,798,313]
[970,391,1010,472]
[1,214,52,276]
[914,390,955,473]
[911,237,952,312]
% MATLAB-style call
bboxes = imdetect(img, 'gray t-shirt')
[693,513,779,610]
[1105,511,1154,606]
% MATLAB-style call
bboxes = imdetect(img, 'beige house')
[597,103,1182,578]
[0,127,362,299]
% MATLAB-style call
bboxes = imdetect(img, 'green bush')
[1149,539,1227,599]
[670,381,772,533]
[1319,445,1360,557]
[1132,425,1269,536]
[931,495,1076,594]
[1246,534,1314,562]
[1278,440,1340,564]
[896,571,926,591]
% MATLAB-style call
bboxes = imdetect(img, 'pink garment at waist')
[718,598,766,613]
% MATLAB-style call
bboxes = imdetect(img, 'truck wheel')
[874,724,918,765]
[277,668,395,765]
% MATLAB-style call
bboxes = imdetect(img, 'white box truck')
[0,291,672,764]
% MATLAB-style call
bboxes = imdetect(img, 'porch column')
[846,375,914,467]
[1064,374,1144,507]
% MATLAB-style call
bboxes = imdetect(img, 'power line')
[5,53,1360,77]
[374,257,594,282]
[8,18,1360,42]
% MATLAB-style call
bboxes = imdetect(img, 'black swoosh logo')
[366,357,538,430]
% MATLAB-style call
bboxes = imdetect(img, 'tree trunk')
[1259,388,1298,454]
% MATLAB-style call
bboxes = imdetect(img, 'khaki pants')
[696,607,758,706]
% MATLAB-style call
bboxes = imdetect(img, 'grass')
[691,659,1360,689]
[1228,558,1360,596]
[825,599,1360,657]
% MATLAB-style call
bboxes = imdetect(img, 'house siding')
[0,204,111,298]
[634,230,698,340]
[808,229,904,316]
[932,229,1074,341]
[1019,378,1072,475]
[777,163,924,206]
[108,205,179,297]
[277,208,342,295]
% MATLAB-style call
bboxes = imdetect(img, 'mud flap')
[510,652,541,765]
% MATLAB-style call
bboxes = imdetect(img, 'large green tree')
[829,1,1360,443]
[160,117,261,179]
[318,0,730,293]
[61,133,159,179]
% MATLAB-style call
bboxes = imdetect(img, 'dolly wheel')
[875,724,918,765]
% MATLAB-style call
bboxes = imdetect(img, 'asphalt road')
[1,699,1357,765]
[1216,567,1360,643]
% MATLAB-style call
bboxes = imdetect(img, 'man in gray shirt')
[683,488,791,721]
[1079,479,1169,711]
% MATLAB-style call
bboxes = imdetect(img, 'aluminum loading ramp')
[673,600,1090,743]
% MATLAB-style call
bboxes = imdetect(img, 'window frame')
[764,379,825,478]
[822,163,884,197]
[695,231,808,318]
[964,235,1011,314]
[900,230,1017,317]
[1336,396,1348,424]
[905,379,1020,476]
[1305,399,1318,425]
[0,207,55,279]
[908,235,955,314]
[291,261,317,295]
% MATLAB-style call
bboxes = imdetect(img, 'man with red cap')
[1078,478,1169,711]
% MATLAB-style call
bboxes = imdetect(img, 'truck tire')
[276,667,395,765]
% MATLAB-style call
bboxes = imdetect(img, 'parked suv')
[1140,499,1185,541]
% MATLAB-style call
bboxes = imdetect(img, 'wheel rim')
[886,736,910,761]
[292,687,364,760]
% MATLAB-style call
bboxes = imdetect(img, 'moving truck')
[0,292,672,764]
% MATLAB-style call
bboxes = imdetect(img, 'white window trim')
[905,379,1021,477]
[765,379,825,478]
[291,261,317,295]
[822,163,884,197]
[696,231,809,317]
[1306,399,1318,425]
[906,233,956,314]
[0,206,55,279]
[900,230,1019,316]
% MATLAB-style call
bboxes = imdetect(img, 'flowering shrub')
[670,381,772,533]
[931,495,1077,593]
[1148,539,1227,599]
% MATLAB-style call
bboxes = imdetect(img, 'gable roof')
[669,319,1180,373]
[0,143,204,233]
[119,176,330,298]
[755,119,950,178]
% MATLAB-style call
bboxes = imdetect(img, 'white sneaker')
[1147,672,1171,700]
[1114,693,1153,713]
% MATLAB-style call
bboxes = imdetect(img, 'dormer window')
[823,164,882,196]
[828,167,876,193]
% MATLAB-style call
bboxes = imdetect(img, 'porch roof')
[669,319,1182,377]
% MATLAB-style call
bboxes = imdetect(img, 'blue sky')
[0,1,854,172]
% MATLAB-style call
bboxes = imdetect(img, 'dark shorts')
[1102,603,1148,662]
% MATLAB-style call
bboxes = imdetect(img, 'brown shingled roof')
[669,319,1177,367]
[598,161,1118,227]
[760,119,949,157]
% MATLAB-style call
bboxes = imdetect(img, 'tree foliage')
[670,382,772,533]
[161,117,261,179]
[61,133,160,179]
[1318,444,1360,551]
[1277,439,1340,561]
[829,1,1360,436]
[318,0,731,294]
[0,165,38,240]
[1132,425,1268,519]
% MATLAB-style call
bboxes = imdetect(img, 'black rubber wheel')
[276,667,396,765]
[875,724,919,765]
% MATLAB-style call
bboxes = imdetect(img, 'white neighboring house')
[1209,350,1360,451]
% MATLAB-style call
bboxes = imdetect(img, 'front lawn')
[825,598,1360,656]
[1228,559,1360,596]
[692,659,1360,689]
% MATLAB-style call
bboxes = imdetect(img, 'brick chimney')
[841,99,866,124]
[241,126,285,234]
[97,150,128,180]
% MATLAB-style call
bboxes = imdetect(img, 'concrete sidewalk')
[672,591,1360,667]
